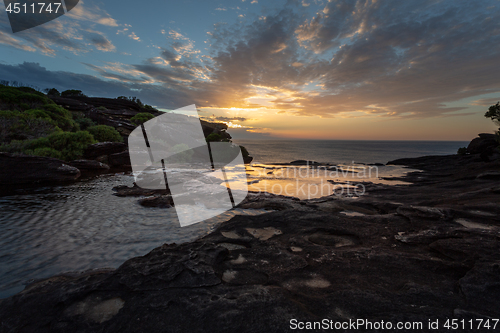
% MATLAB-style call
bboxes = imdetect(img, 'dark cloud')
[204,116,248,122]
[0,62,191,108]
[86,32,115,52]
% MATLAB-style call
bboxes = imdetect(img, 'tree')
[61,89,86,98]
[46,88,60,97]
[484,102,500,126]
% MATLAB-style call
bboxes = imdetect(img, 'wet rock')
[0,153,80,185]
[69,159,110,170]
[138,195,174,208]
[289,160,320,165]
[112,183,170,197]
[84,142,127,159]
[108,151,131,167]
[396,205,447,220]
[243,155,253,164]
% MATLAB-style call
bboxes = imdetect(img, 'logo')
[128,105,248,227]
[4,0,79,33]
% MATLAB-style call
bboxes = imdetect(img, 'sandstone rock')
[69,159,110,170]
[2,144,500,332]
[84,142,127,159]
[0,153,80,185]
[243,155,253,164]
[112,184,169,197]
[138,195,174,208]
[467,133,498,154]
[108,151,131,167]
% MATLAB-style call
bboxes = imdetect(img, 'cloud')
[204,116,249,122]
[86,31,115,52]
[1,0,500,124]
[0,30,36,52]
[471,98,500,107]
[0,1,119,55]
[128,32,141,41]
[0,62,191,108]
[66,0,118,26]
[166,30,200,56]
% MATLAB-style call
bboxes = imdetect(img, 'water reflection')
[0,173,267,298]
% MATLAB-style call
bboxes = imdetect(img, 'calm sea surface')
[0,140,467,298]
[233,139,468,164]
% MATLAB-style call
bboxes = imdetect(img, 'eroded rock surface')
[0,152,80,186]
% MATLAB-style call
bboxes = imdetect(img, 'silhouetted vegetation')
[61,89,86,98]
[45,88,60,97]
[117,96,156,110]
[457,147,467,155]
[485,102,500,143]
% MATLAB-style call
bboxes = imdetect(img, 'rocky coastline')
[0,134,499,332]
[0,94,253,193]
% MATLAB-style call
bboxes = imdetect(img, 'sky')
[0,0,499,140]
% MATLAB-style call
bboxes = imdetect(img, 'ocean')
[233,139,469,164]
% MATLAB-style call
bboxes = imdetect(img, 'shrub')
[0,85,47,109]
[44,131,96,160]
[0,110,56,142]
[0,86,77,133]
[75,117,95,130]
[206,133,223,142]
[38,104,77,131]
[25,147,62,159]
[86,125,123,142]
[0,140,29,153]
[46,88,60,97]
[457,147,467,155]
[0,131,95,160]
[130,112,155,126]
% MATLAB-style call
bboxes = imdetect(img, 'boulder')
[0,153,80,185]
[69,159,110,170]
[84,142,127,159]
[138,195,174,208]
[467,133,498,154]
[243,155,253,164]
[112,184,169,197]
[108,151,131,167]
